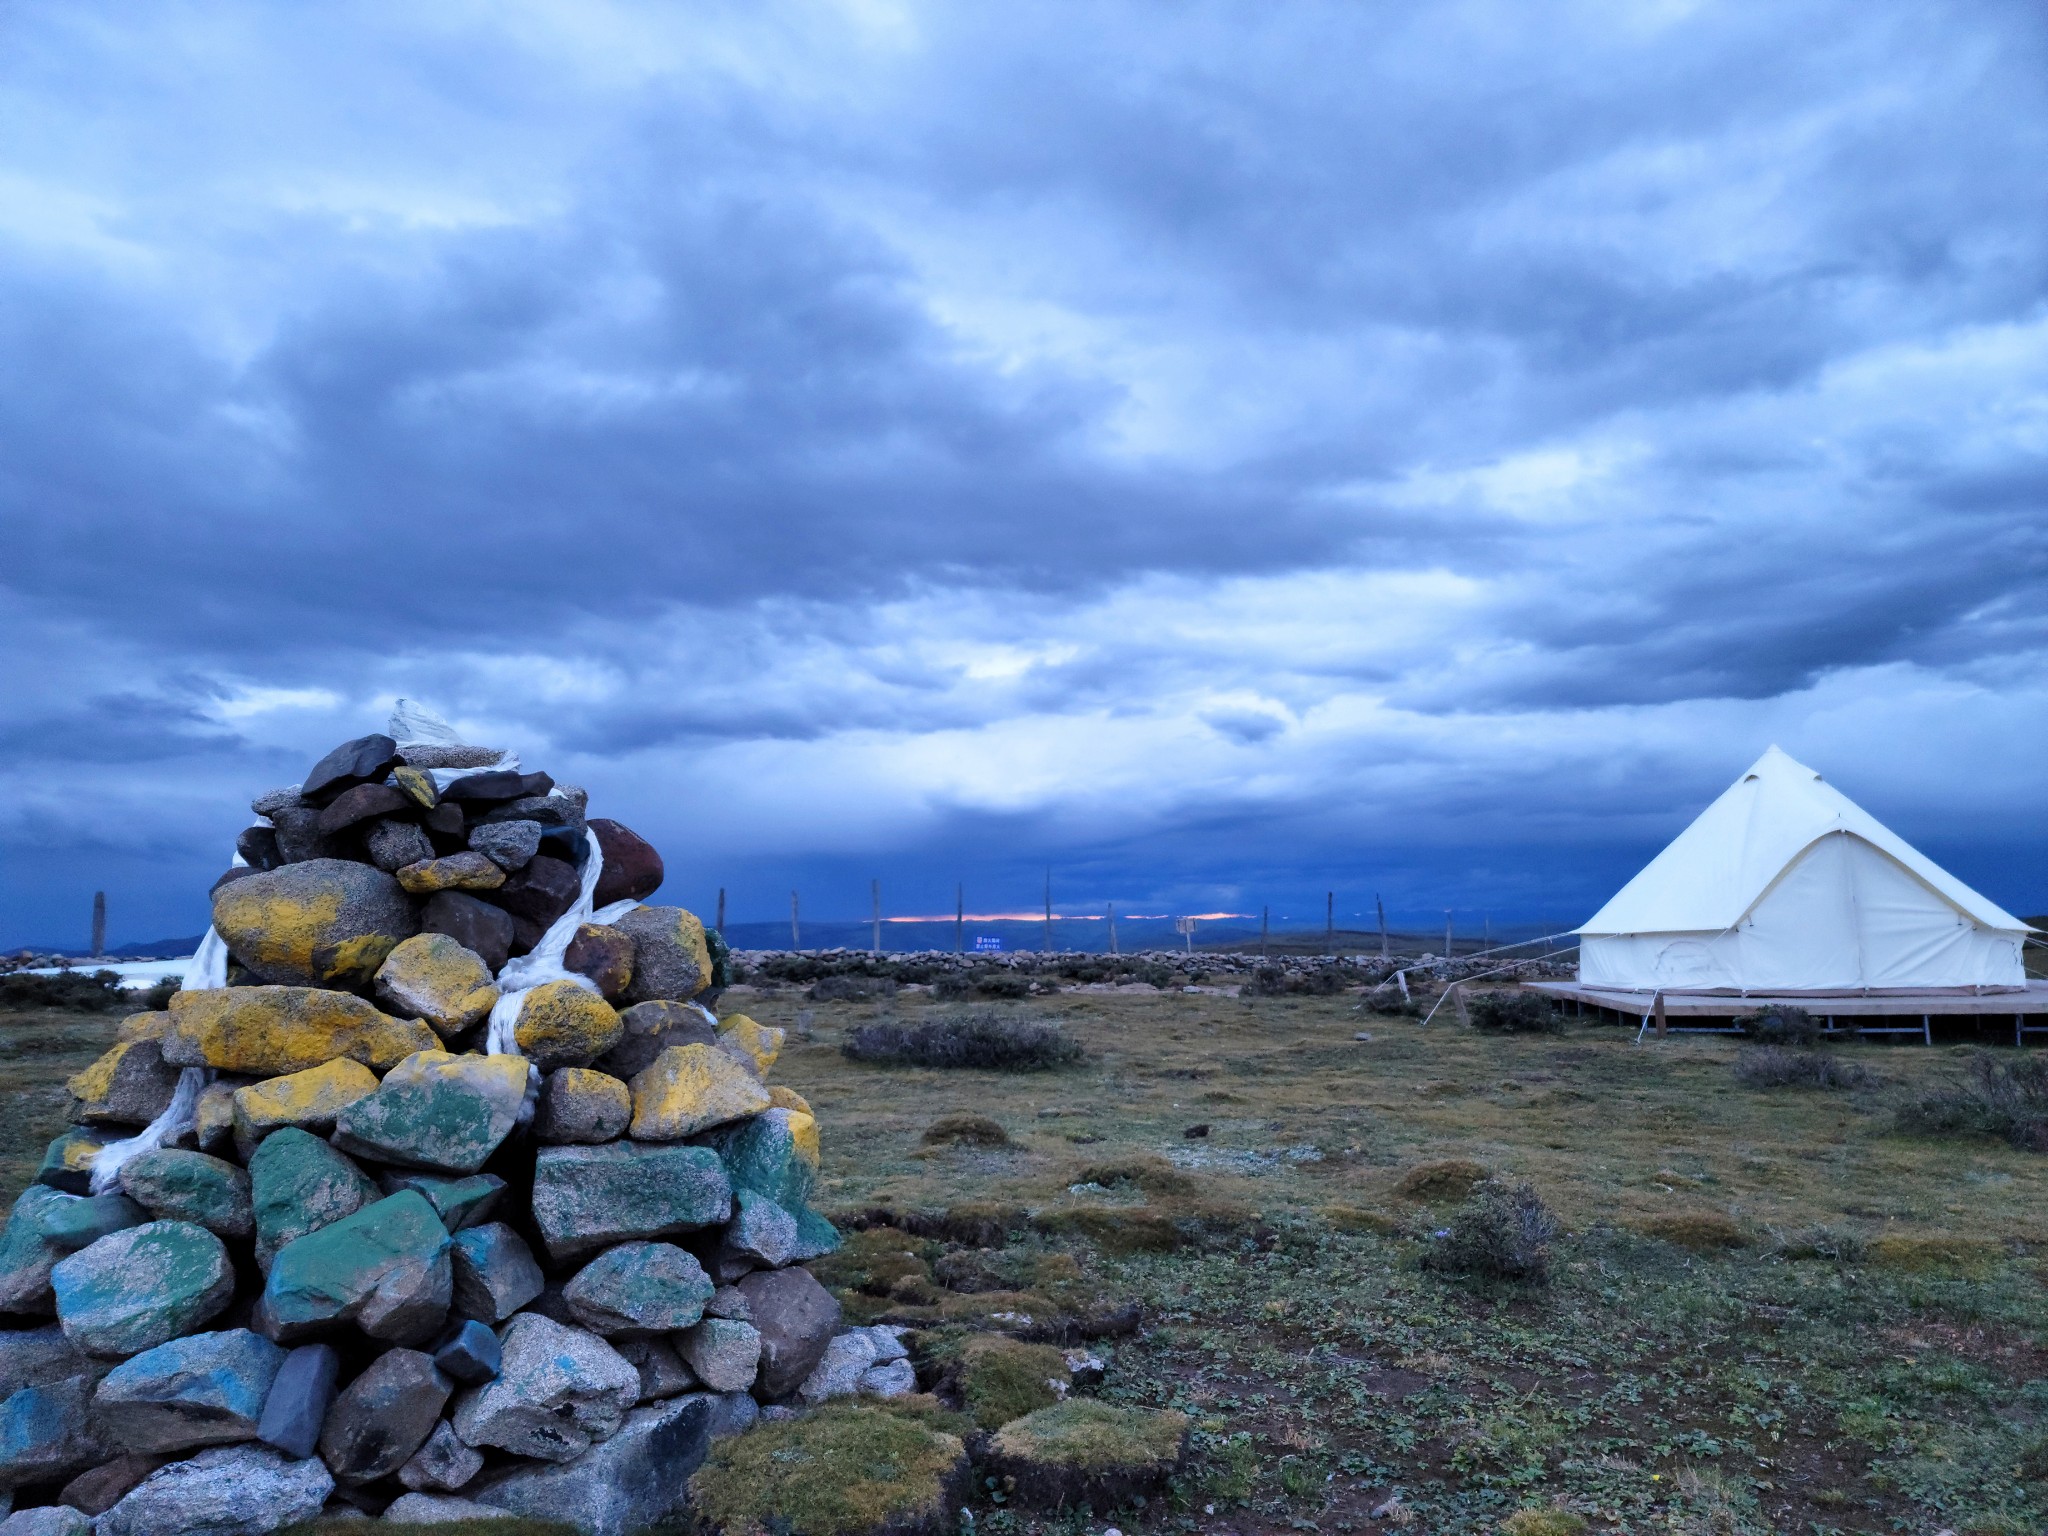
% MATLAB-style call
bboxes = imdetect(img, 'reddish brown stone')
[563,924,634,998]
[317,783,411,836]
[489,856,581,933]
[422,892,516,973]
[589,819,664,906]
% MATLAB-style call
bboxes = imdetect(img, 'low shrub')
[1733,1046,1870,1090]
[843,1011,1083,1071]
[808,974,898,1002]
[1467,991,1561,1033]
[920,1113,1011,1148]
[1895,1051,2048,1151]
[1422,1178,1559,1285]
[1737,1004,1821,1046]
[1241,966,1350,998]
[0,970,132,1012]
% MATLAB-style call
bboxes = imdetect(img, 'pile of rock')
[0,720,883,1536]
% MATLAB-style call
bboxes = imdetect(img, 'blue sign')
[973,936,1003,953]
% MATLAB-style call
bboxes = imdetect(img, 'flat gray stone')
[529,1142,730,1264]
[0,1374,109,1489]
[95,1443,334,1536]
[710,1188,797,1281]
[93,1329,285,1454]
[797,1331,874,1404]
[562,1242,713,1336]
[860,1357,918,1398]
[449,1313,637,1464]
[365,819,434,874]
[472,1394,711,1536]
[611,1336,693,1402]
[319,1348,451,1484]
[51,1223,233,1359]
[468,820,541,871]
[675,1319,760,1394]
[396,1419,483,1494]
[595,1001,716,1080]
[449,1224,543,1324]
[255,1344,337,1461]
[0,1328,90,1400]
[0,1507,89,1536]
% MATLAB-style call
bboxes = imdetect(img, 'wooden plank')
[1524,980,2048,1018]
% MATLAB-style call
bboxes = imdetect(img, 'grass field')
[5,986,2045,1536]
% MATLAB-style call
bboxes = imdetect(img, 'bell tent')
[1576,746,2031,994]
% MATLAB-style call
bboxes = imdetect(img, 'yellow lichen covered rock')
[615,906,713,1003]
[786,1109,821,1172]
[231,1058,380,1159]
[535,1067,631,1144]
[767,1085,812,1115]
[162,986,437,1076]
[192,1077,250,1155]
[66,1039,181,1126]
[716,1015,784,1078]
[210,858,418,987]
[117,1011,171,1044]
[629,1043,771,1141]
[514,980,624,1071]
[373,933,500,1037]
[395,852,506,895]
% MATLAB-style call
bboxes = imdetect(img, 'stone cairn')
[0,713,893,1536]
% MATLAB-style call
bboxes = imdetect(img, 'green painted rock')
[248,1128,380,1268]
[52,1222,234,1358]
[35,1130,113,1196]
[703,1107,818,1212]
[117,1150,253,1241]
[0,1372,111,1489]
[39,1193,149,1255]
[256,1191,452,1346]
[0,1188,88,1315]
[92,1328,285,1454]
[162,987,436,1077]
[562,1242,714,1336]
[530,1143,731,1264]
[377,1172,506,1232]
[211,858,419,988]
[331,1051,529,1175]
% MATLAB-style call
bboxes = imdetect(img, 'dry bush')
[1422,1178,1559,1285]
[1736,1004,1821,1046]
[1467,991,1561,1033]
[1732,1046,1869,1090]
[1895,1051,2048,1151]
[842,1011,1082,1071]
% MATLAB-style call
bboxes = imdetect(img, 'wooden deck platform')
[1525,979,2048,1041]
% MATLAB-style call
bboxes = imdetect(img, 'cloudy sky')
[3,0,2046,949]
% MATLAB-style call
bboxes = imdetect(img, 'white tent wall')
[1580,831,2027,992]
[1577,747,2032,995]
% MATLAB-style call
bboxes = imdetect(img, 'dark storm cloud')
[2,0,2047,945]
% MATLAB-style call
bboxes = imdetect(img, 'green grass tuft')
[690,1400,967,1536]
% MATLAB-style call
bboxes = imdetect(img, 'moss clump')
[987,1398,1189,1509]
[1499,1510,1588,1536]
[810,1225,940,1297]
[1631,1211,1746,1251]
[1035,1206,1181,1254]
[1393,1159,1489,1202]
[1865,1234,2002,1273]
[1069,1155,1195,1198]
[690,1400,968,1536]
[1322,1204,1400,1234]
[921,1113,1011,1148]
[956,1333,1072,1429]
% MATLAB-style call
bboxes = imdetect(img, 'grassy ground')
[5,989,2045,1535]
[740,985,2048,1536]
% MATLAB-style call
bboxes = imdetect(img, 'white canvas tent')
[1577,746,2032,994]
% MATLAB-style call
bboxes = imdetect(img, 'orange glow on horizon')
[877,911,1251,924]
